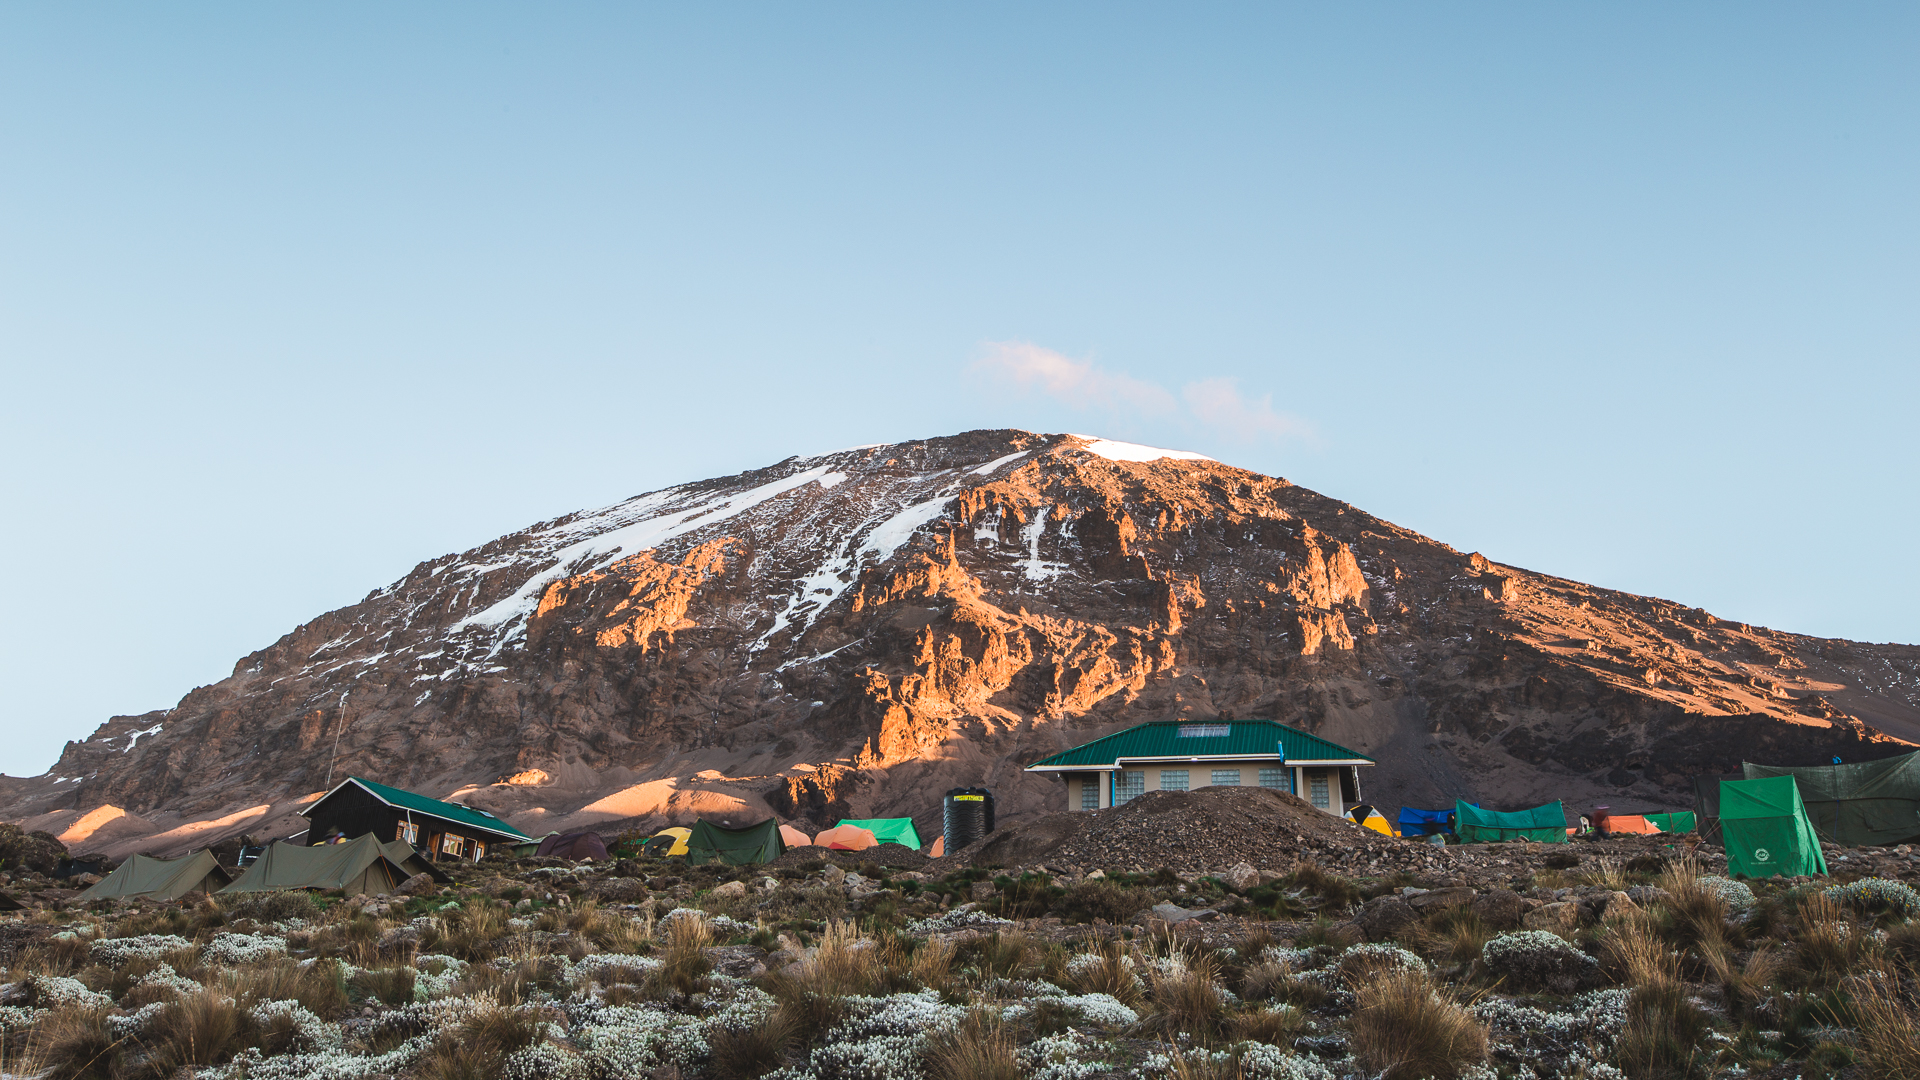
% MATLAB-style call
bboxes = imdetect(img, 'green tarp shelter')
[834,818,923,851]
[381,839,451,883]
[78,850,232,902]
[220,834,412,895]
[1454,800,1568,844]
[684,819,786,866]
[1645,811,1697,834]
[1719,776,1828,879]
[1742,750,1920,848]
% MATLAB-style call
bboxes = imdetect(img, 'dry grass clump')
[220,890,321,924]
[1054,879,1156,923]
[1067,939,1145,1006]
[1702,942,1782,1025]
[1851,976,1920,1080]
[924,1009,1020,1080]
[137,988,259,1078]
[437,903,509,961]
[708,1011,797,1079]
[911,936,958,999]
[222,956,350,1017]
[24,1007,121,1080]
[417,1005,546,1080]
[1229,1002,1311,1046]
[17,935,94,977]
[1573,856,1631,891]
[1412,906,1494,968]
[1607,920,1713,1080]
[1347,968,1488,1080]
[1650,861,1731,953]
[1787,892,1876,990]
[349,965,418,1006]
[1138,950,1228,1043]
[652,912,715,997]
[962,930,1037,980]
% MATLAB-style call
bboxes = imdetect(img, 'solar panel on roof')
[1177,723,1230,738]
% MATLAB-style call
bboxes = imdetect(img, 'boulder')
[1407,887,1476,913]
[1355,896,1419,941]
[1325,921,1367,948]
[394,873,436,896]
[820,864,846,886]
[1522,902,1581,934]
[967,880,995,902]
[1221,862,1259,892]
[704,945,768,979]
[1470,889,1529,930]
[709,880,749,901]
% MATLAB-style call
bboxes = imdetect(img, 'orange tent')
[927,835,944,858]
[1601,815,1662,835]
[813,824,878,851]
[779,824,813,848]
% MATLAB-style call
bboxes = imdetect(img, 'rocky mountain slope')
[4,429,1916,856]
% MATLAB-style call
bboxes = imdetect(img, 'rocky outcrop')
[2,429,1915,854]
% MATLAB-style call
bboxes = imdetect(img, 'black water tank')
[943,787,995,853]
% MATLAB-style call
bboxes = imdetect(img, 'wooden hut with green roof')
[301,776,532,863]
[1026,720,1375,817]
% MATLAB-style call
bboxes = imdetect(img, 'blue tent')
[1397,806,1459,836]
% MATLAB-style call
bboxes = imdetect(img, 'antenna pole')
[324,690,350,790]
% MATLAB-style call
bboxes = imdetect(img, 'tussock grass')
[911,936,958,999]
[1650,861,1731,954]
[1608,919,1712,1079]
[348,965,417,1006]
[1347,968,1488,1080]
[653,913,715,997]
[137,988,258,1078]
[23,1006,122,1080]
[1068,939,1145,1006]
[1573,856,1631,891]
[1702,942,1781,1025]
[1412,906,1494,968]
[1054,879,1156,923]
[417,1005,545,1080]
[1228,1002,1310,1046]
[925,1009,1020,1080]
[1138,950,1228,1044]
[708,1011,797,1079]
[1852,976,1920,1080]
[438,903,509,961]
[221,956,350,1017]
[17,936,93,977]
[1788,892,1877,991]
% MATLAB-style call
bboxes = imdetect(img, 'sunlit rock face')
[7,429,1916,855]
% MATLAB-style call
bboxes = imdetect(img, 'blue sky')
[2,5,1915,776]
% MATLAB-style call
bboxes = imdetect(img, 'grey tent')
[220,834,412,895]
[78,851,232,902]
[1743,750,1920,847]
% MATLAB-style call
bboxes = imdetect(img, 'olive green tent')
[1644,811,1697,834]
[381,839,451,883]
[1719,776,1827,879]
[219,834,412,895]
[1454,800,1568,844]
[1742,750,1920,848]
[834,818,923,850]
[684,819,786,866]
[78,851,232,902]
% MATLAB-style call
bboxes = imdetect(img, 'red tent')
[535,831,610,861]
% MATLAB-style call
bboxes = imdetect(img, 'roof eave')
[1028,755,1375,771]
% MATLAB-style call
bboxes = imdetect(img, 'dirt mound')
[956,787,1411,874]
[764,841,932,872]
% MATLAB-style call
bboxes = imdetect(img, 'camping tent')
[834,818,922,850]
[1397,807,1456,837]
[644,828,691,856]
[1645,812,1696,834]
[1599,815,1662,836]
[78,851,232,902]
[380,840,451,883]
[1454,801,1568,844]
[813,824,878,851]
[220,834,412,895]
[1742,750,1920,848]
[927,836,944,858]
[1692,772,1741,843]
[536,832,609,861]
[779,825,813,848]
[684,819,786,866]
[1345,805,1393,836]
[1719,776,1828,879]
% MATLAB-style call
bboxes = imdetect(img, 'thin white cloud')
[972,341,1311,444]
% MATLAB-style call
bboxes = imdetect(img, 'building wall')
[1068,763,1354,817]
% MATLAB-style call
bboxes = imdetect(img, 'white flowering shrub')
[90,933,192,967]
[1474,989,1630,1068]
[207,1035,433,1080]
[413,953,468,1000]
[1031,992,1138,1027]
[904,909,1013,935]
[27,975,113,1009]
[1136,1045,1337,1080]
[0,1004,38,1043]
[572,1005,709,1077]
[501,1040,587,1080]
[1480,931,1600,993]
[1823,877,1920,920]
[205,931,290,966]
[764,990,967,1080]
[1258,946,1322,969]
[249,1000,342,1052]
[1695,876,1756,910]
[1017,1029,1113,1080]
[1334,942,1426,982]
[134,962,204,997]
[663,907,753,936]
[106,1001,170,1039]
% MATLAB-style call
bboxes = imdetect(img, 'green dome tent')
[78,850,232,902]
[1454,800,1568,844]
[684,819,786,866]
[1719,776,1828,879]
[833,818,922,850]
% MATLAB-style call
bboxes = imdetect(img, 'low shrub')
[925,1008,1020,1080]
[1480,931,1599,994]
[1054,879,1155,923]
[1823,877,1920,923]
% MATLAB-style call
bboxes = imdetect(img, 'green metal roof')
[1027,720,1374,770]
[306,776,533,841]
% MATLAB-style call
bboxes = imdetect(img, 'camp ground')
[1454,800,1569,844]
[221,834,416,895]
[301,776,533,862]
[78,850,232,902]
[1741,749,1920,848]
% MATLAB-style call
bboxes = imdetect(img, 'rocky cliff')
[6,430,1916,856]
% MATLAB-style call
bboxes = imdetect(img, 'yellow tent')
[1347,804,1393,837]
[646,827,692,856]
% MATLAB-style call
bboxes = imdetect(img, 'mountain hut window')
[1159,770,1189,791]
[1308,772,1330,810]
[1080,777,1099,809]
[396,821,419,845]
[1115,771,1145,805]
[1211,769,1241,786]
[1259,767,1293,793]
